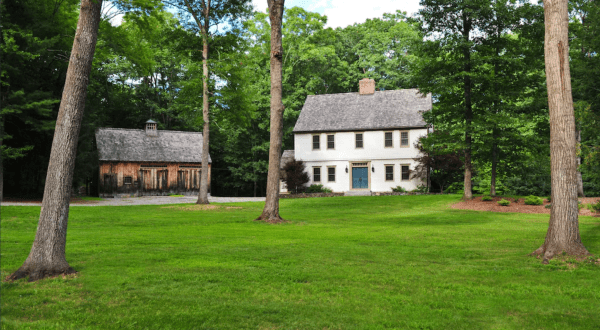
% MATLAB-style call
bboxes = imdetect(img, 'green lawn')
[1,195,599,329]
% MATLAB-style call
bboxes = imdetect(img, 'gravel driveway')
[2,196,265,207]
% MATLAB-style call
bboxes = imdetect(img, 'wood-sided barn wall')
[99,161,211,197]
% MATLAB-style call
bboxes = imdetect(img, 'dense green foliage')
[1,0,599,198]
[2,196,599,328]
[524,195,544,206]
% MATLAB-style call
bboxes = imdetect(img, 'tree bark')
[576,129,585,197]
[8,0,103,281]
[533,0,589,261]
[462,11,473,200]
[197,0,211,204]
[490,140,497,196]
[256,0,285,223]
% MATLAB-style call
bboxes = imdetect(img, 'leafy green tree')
[415,0,495,200]
[570,0,600,195]
[8,0,104,282]
[164,0,251,204]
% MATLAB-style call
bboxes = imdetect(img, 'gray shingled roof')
[280,150,295,169]
[95,128,211,163]
[293,89,431,133]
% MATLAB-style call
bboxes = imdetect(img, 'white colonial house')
[289,78,432,194]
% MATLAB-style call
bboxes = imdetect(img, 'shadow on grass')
[581,218,600,253]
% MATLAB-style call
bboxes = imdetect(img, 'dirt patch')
[162,204,222,211]
[451,196,600,216]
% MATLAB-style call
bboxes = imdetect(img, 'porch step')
[344,191,372,196]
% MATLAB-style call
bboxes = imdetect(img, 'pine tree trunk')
[533,0,589,261]
[462,12,473,200]
[197,3,211,204]
[256,0,285,223]
[8,0,103,281]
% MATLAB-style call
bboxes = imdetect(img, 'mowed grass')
[1,195,599,329]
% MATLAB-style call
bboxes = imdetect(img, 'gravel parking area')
[2,196,265,207]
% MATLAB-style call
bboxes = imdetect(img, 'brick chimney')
[145,119,158,136]
[359,78,375,95]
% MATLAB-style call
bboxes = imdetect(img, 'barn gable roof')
[95,128,211,163]
[293,89,431,133]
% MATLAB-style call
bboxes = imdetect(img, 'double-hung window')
[327,134,335,149]
[401,165,410,181]
[355,133,363,148]
[385,165,394,181]
[328,167,336,182]
[400,131,409,147]
[384,132,393,147]
[313,167,321,182]
[312,135,320,150]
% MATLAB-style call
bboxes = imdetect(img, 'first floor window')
[401,165,410,181]
[312,135,320,150]
[124,176,133,184]
[385,165,394,181]
[328,167,336,182]
[385,132,393,147]
[355,133,363,148]
[400,131,409,147]
[313,167,321,182]
[327,134,335,149]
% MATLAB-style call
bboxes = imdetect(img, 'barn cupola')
[145,119,158,136]
[359,78,375,95]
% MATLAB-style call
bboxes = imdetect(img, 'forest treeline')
[2,0,599,198]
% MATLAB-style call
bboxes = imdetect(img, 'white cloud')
[251,0,422,28]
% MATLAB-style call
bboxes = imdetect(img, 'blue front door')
[352,167,369,189]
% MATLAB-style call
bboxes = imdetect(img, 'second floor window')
[327,134,335,149]
[400,131,409,147]
[385,132,393,147]
[313,135,320,150]
[356,133,363,148]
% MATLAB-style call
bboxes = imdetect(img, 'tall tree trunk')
[533,0,589,261]
[0,118,4,208]
[490,140,498,196]
[197,0,211,204]
[256,0,285,223]
[462,12,473,200]
[8,0,103,281]
[576,129,585,197]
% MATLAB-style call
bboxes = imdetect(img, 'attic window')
[124,176,133,185]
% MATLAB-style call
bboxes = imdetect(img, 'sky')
[251,0,423,29]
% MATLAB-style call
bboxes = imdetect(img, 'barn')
[95,120,211,197]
